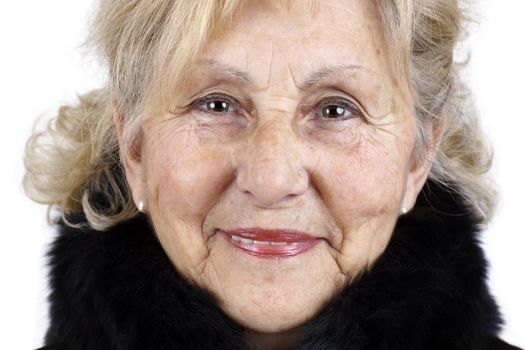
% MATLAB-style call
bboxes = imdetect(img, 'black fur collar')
[41,180,520,350]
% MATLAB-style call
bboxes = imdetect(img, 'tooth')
[231,236,290,246]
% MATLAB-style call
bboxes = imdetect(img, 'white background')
[0,1,523,349]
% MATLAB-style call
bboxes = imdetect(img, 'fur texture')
[38,180,522,350]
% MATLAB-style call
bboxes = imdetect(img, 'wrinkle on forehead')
[259,39,300,99]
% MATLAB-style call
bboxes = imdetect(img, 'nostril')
[241,191,305,210]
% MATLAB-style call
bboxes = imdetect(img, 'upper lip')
[222,227,318,242]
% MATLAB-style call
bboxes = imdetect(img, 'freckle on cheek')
[378,201,392,215]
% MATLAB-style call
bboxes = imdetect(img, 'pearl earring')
[401,207,408,215]
[138,201,146,213]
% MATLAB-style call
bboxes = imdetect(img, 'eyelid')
[317,96,360,110]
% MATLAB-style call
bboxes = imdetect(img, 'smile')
[218,228,323,259]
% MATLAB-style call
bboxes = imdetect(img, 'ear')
[112,96,146,210]
[402,120,445,212]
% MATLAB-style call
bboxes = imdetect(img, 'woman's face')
[124,0,431,334]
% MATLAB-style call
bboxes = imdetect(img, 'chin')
[233,311,310,333]
[219,292,326,333]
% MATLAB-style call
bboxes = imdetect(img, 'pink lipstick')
[220,228,322,259]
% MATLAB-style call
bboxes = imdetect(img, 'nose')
[236,120,309,208]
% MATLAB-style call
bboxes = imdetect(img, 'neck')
[245,327,305,350]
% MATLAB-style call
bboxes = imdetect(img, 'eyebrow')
[199,59,364,90]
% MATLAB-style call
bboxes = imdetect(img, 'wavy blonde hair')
[24,0,495,230]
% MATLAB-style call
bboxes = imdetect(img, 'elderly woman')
[25,0,521,349]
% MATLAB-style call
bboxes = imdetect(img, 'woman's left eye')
[313,98,364,121]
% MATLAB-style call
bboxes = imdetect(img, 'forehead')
[190,0,389,92]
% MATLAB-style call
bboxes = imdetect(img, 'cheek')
[313,130,412,227]
[144,126,234,223]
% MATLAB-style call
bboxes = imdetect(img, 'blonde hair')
[24,0,495,230]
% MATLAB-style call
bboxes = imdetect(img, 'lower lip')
[219,230,321,259]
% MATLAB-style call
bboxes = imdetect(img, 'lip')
[219,227,322,259]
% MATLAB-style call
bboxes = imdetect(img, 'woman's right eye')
[192,94,240,116]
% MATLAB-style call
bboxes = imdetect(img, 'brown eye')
[315,98,364,121]
[322,106,348,119]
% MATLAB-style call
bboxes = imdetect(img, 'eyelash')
[191,93,364,121]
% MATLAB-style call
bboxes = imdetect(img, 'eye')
[313,97,364,121]
[192,93,240,116]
